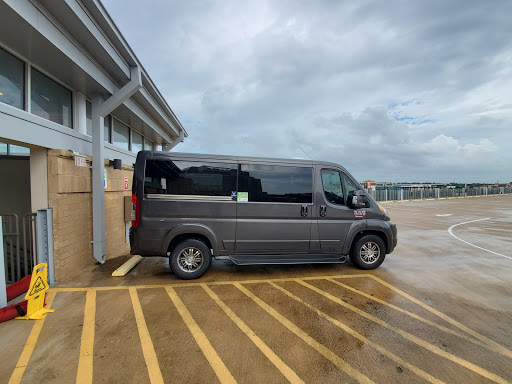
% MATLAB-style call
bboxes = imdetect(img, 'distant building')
[362,180,376,189]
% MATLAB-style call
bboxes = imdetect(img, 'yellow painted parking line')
[8,291,56,384]
[129,287,164,384]
[166,287,236,384]
[234,283,374,384]
[76,289,96,384]
[269,282,445,384]
[49,274,373,292]
[368,276,512,359]
[326,278,512,358]
[298,280,511,384]
[202,284,305,384]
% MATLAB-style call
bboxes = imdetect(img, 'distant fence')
[365,187,512,202]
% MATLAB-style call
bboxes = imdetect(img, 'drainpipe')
[162,130,185,151]
[91,67,141,263]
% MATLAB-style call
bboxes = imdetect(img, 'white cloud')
[103,0,512,183]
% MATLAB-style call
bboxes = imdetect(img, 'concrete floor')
[1,195,511,383]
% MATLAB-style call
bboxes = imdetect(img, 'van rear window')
[144,160,237,198]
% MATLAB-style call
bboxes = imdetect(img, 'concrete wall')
[47,149,133,281]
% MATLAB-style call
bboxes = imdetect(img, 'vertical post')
[74,92,88,135]
[385,189,388,201]
[92,96,106,264]
[36,209,55,285]
[0,217,6,308]
[25,62,31,113]
[400,189,404,200]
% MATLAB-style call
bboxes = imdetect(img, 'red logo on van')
[354,210,366,218]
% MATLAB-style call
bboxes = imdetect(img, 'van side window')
[144,160,237,198]
[321,170,344,205]
[238,164,312,203]
[342,173,359,206]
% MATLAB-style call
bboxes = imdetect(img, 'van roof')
[136,150,348,171]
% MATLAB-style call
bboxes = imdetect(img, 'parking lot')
[1,195,511,384]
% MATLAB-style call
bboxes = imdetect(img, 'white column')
[92,96,106,263]
[74,92,88,135]
[30,148,49,211]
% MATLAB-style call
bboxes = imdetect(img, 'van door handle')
[320,205,327,217]
[301,205,308,216]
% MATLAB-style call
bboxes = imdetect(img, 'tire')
[169,239,211,280]
[351,235,386,270]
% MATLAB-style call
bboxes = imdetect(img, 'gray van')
[130,151,397,279]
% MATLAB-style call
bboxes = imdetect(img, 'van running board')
[226,255,347,266]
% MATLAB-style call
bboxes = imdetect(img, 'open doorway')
[0,141,32,283]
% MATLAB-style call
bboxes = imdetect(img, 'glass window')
[144,138,154,151]
[0,48,24,109]
[0,142,7,154]
[343,174,360,205]
[132,130,143,153]
[321,170,344,205]
[239,164,312,203]
[113,118,130,150]
[104,115,111,143]
[86,102,111,143]
[86,100,92,136]
[31,68,72,127]
[9,145,30,155]
[144,160,237,197]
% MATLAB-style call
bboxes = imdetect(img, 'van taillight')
[131,193,139,227]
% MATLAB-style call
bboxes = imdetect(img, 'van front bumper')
[387,221,398,253]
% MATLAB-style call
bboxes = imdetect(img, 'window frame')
[144,159,238,201]
[321,168,345,206]
[0,46,25,110]
[342,172,361,207]
[112,117,131,151]
[30,66,74,128]
[238,163,314,204]
[131,129,144,153]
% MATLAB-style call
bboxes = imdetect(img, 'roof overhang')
[0,0,187,145]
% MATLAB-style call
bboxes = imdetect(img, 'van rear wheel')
[351,235,386,270]
[170,239,211,280]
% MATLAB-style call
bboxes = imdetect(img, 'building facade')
[0,0,187,282]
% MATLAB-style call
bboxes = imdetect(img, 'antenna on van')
[298,146,313,160]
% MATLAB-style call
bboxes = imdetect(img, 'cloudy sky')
[103,0,512,183]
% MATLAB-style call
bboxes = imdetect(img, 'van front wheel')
[170,239,211,280]
[351,235,386,270]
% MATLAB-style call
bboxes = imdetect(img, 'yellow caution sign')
[17,263,55,320]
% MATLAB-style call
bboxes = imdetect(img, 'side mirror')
[352,190,369,208]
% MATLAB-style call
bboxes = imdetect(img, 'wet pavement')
[1,195,511,383]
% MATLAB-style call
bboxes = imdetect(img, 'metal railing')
[1,212,39,285]
[1,214,20,284]
[366,187,512,202]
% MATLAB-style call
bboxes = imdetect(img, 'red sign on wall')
[124,177,129,190]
